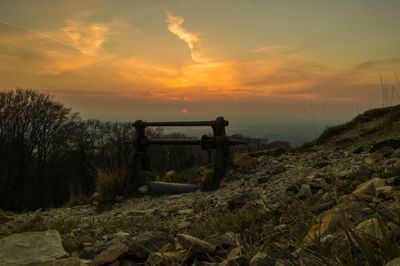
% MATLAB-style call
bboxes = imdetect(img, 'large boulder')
[0,230,83,266]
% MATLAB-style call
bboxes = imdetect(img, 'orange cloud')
[62,19,110,56]
[252,45,288,53]
[165,10,209,62]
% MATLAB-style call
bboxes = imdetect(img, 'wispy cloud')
[62,19,110,56]
[252,45,288,53]
[165,10,209,62]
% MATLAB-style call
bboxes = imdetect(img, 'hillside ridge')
[1,104,400,265]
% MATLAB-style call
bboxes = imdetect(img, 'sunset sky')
[0,0,399,122]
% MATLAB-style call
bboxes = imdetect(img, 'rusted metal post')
[201,117,228,191]
[124,120,149,196]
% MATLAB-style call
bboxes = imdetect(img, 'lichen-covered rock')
[352,177,386,200]
[356,218,384,240]
[0,230,74,266]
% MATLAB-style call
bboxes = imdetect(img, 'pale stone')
[352,178,386,200]
[0,230,70,266]
[385,257,400,266]
[356,218,384,240]
[146,250,187,265]
[376,186,396,199]
[176,234,216,254]
[250,252,272,266]
[92,242,128,266]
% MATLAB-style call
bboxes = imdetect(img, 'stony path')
[2,147,370,239]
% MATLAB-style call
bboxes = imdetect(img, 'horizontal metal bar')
[133,120,229,127]
[228,140,247,145]
[144,138,246,146]
[144,139,203,145]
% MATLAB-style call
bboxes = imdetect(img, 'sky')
[0,0,399,124]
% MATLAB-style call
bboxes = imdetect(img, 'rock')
[319,234,337,247]
[371,152,385,161]
[128,231,175,260]
[314,159,330,168]
[356,218,384,240]
[176,234,216,254]
[269,164,286,175]
[297,184,312,200]
[0,230,72,265]
[257,176,270,184]
[352,146,364,154]
[376,186,396,199]
[370,138,400,153]
[305,211,344,244]
[375,146,395,157]
[385,257,400,266]
[352,177,386,200]
[249,252,274,266]
[220,255,248,266]
[0,209,13,224]
[387,176,400,187]
[164,170,178,181]
[108,260,120,266]
[146,250,187,265]
[37,257,88,266]
[232,153,258,168]
[322,192,335,202]
[227,192,256,211]
[249,177,259,187]
[354,165,372,180]
[206,234,236,249]
[309,178,330,193]
[226,246,241,260]
[312,201,336,214]
[120,260,135,266]
[113,231,130,240]
[92,242,128,266]
[137,185,149,194]
[391,149,400,159]
[91,192,101,202]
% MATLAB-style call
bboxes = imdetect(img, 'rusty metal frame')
[123,116,245,195]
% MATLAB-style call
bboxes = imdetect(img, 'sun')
[181,107,188,114]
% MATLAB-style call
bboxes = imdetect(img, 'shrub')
[94,166,127,211]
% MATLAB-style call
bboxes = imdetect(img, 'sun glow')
[181,107,188,114]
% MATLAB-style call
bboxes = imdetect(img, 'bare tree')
[0,89,83,210]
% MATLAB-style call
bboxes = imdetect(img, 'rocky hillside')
[1,105,400,265]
